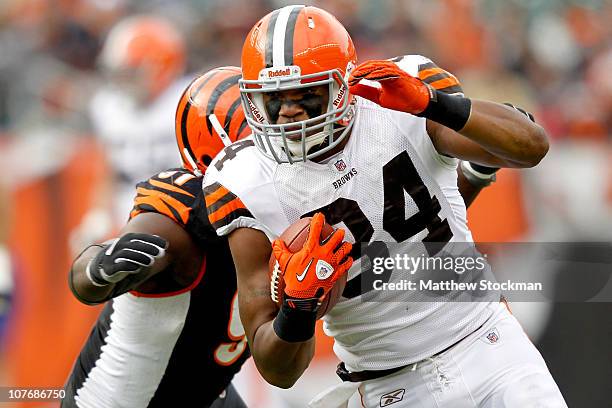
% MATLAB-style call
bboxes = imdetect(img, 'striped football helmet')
[175,67,251,175]
[239,5,357,163]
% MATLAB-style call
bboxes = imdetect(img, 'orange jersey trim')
[418,67,448,81]
[208,197,247,225]
[428,77,461,91]
[205,184,231,207]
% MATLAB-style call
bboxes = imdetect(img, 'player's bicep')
[227,227,277,344]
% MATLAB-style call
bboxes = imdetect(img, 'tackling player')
[64,67,250,408]
[203,5,567,408]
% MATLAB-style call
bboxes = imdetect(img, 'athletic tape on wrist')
[418,88,472,131]
[460,161,497,188]
[273,303,317,343]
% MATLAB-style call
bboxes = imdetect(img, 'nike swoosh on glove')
[271,213,353,300]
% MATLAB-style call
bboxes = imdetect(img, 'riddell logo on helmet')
[260,66,300,81]
[333,86,346,107]
[269,68,291,78]
[247,98,266,123]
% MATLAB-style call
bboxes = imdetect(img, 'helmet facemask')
[239,65,354,164]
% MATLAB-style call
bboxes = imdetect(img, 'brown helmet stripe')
[283,6,304,66]
[265,9,280,68]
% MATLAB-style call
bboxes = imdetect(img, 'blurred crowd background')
[0,0,610,407]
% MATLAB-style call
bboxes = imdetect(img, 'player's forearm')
[252,320,315,388]
[458,100,548,168]
[457,170,481,208]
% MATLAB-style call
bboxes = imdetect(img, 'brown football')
[269,217,348,319]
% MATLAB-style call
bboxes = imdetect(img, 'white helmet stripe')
[272,5,303,67]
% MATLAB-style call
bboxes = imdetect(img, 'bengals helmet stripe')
[224,98,242,132]
[205,75,242,136]
[237,118,249,137]
[179,72,219,168]
[175,66,250,174]
[264,9,281,67]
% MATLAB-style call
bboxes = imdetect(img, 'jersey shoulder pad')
[390,55,463,95]
[203,139,275,238]
[130,168,202,228]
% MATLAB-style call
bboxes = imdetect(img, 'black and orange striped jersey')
[64,167,249,408]
[129,167,216,244]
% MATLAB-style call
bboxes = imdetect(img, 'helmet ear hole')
[201,155,213,166]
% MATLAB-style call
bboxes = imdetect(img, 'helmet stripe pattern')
[237,117,249,137]
[271,5,304,67]
[224,97,242,133]
[205,74,241,135]
[283,6,304,65]
[179,72,219,167]
[264,9,280,67]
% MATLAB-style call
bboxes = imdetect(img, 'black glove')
[86,233,168,286]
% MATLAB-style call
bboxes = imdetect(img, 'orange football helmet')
[175,66,251,175]
[240,5,357,163]
[99,15,186,101]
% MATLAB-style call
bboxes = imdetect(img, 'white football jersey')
[203,55,497,371]
[89,76,191,220]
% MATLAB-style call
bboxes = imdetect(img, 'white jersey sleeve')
[203,137,282,241]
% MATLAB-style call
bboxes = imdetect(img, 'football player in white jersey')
[74,15,191,248]
[203,5,566,407]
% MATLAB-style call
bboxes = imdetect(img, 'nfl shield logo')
[484,328,500,344]
[334,159,347,172]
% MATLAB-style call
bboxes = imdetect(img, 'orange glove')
[272,213,353,300]
[348,60,432,114]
